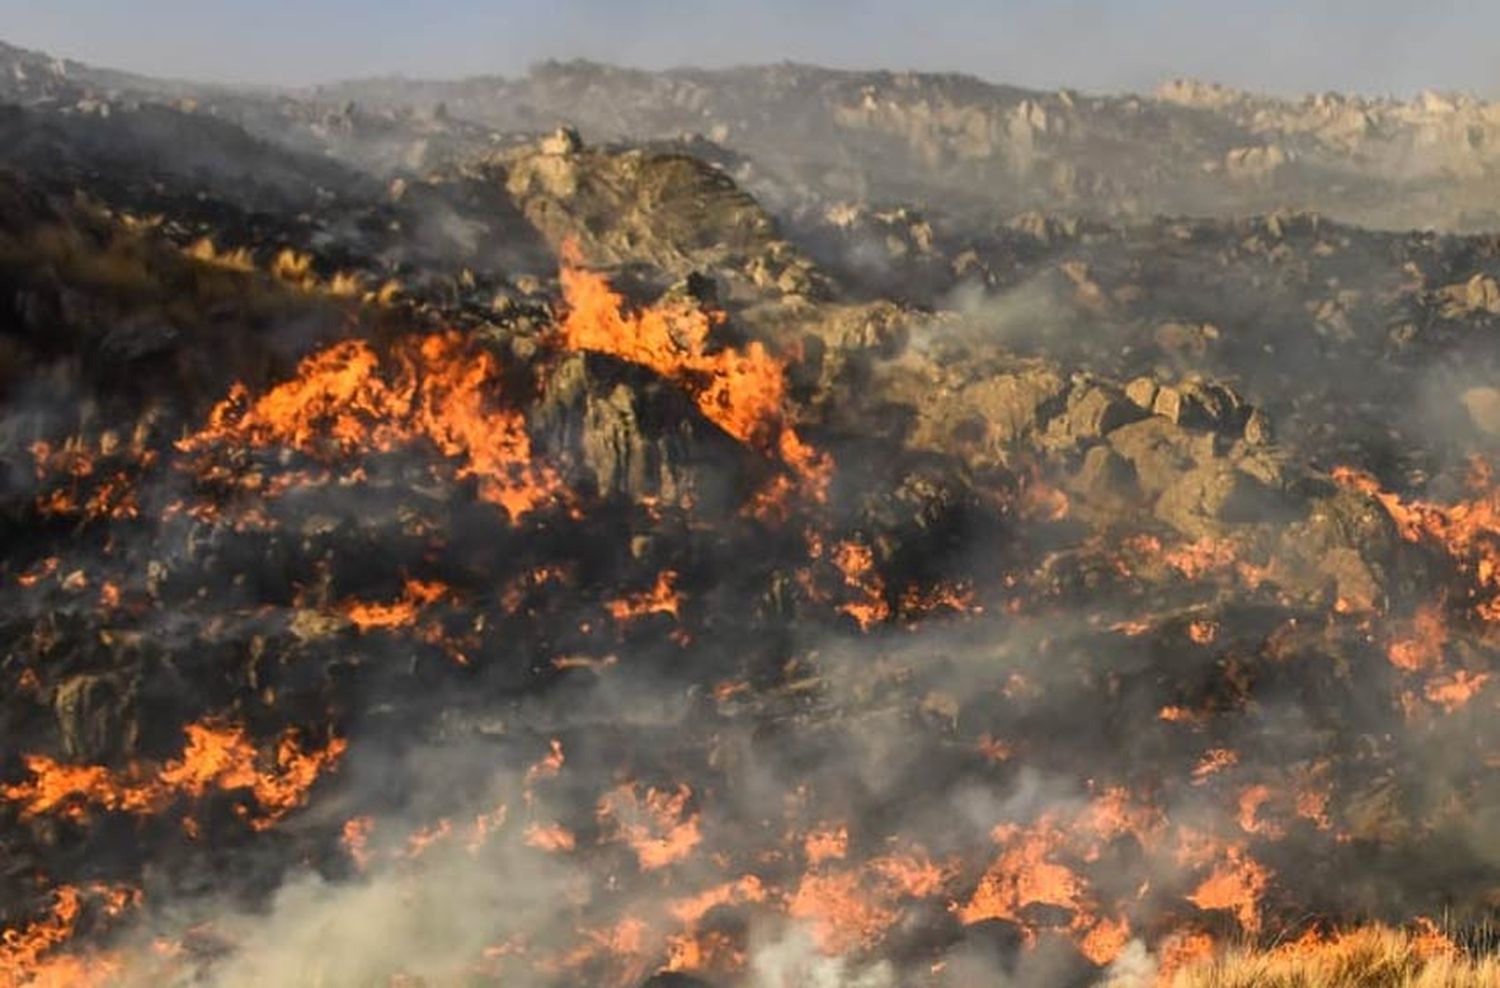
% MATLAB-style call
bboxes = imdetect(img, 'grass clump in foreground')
[1166,924,1500,988]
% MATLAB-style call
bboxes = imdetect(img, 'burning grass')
[16,149,1500,986]
[1161,926,1500,988]
[177,330,564,520]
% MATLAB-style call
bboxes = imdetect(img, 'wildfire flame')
[343,577,450,631]
[558,245,832,506]
[178,332,563,521]
[3,722,345,831]
[0,885,137,988]
[597,783,703,871]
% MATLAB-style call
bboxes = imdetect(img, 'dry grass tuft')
[1168,925,1500,988]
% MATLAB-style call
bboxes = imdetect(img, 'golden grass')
[1169,926,1500,988]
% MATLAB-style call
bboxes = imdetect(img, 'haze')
[4,0,1500,97]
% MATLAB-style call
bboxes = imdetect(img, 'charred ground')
[5,41,1500,988]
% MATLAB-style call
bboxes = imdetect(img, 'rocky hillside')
[8,34,1500,988]
[9,40,1500,230]
[312,60,1500,230]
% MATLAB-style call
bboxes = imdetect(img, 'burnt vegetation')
[6,38,1500,988]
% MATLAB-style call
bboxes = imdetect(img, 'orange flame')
[804,824,849,865]
[605,570,683,624]
[3,722,345,830]
[0,884,138,988]
[788,850,948,953]
[1185,844,1270,933]
[596,783,703,871]
[341,816,373,871]
[959,821,1091,927]
[524,738,566,790]
[1388,602,1447,672]
[1335,461,1500,619]
[178,332,562,521]
[831,540,891,630]
[558,247,831,505]
[1191,747,1239,783]
[524,822,578,853]
[342,577,450,631]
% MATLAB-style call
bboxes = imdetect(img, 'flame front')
[4,722,345,831]
[558,247,832,504]
[178,331,563,521]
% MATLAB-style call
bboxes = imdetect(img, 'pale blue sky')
[2,0,1496,97]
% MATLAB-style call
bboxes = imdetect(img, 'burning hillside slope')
[6,75,1500,987]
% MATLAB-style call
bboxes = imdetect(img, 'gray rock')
[1072,444,1139,503]
[533,352,754,512]
[1154,461,1271,538]
[54,674,134,762]
[1062,383,1142,439]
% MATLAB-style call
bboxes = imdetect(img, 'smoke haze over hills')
[5,0,1500,97]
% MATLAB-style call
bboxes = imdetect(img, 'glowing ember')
[29,439,147,522]
[343,577,450,631]
[605,570,683,624]
[830,539,891,630]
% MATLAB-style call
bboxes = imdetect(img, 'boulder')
[1269,488,1402,608]
[532,352,756,512]
[539,125,583,155]
[1154,461,1274,538]
[1440,273,1500,317]
[962,367,1067,445]
[1106,418,1210,497]
[1071,444,1140,505]
[1059,382,1142,440]
[1124,376,1158,411]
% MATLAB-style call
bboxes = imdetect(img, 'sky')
[3,0,1499,98]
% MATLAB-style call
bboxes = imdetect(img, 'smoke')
[17,16,1500,987]
[8,1,1500,98]
[748,930,895,988]
[63,578,1383,987]
[937,274,1079,353]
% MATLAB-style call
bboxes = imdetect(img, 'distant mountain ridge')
[5,40,1500,229]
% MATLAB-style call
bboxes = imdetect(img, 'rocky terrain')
[5,37,1500,988]
[15,40,1500,230]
